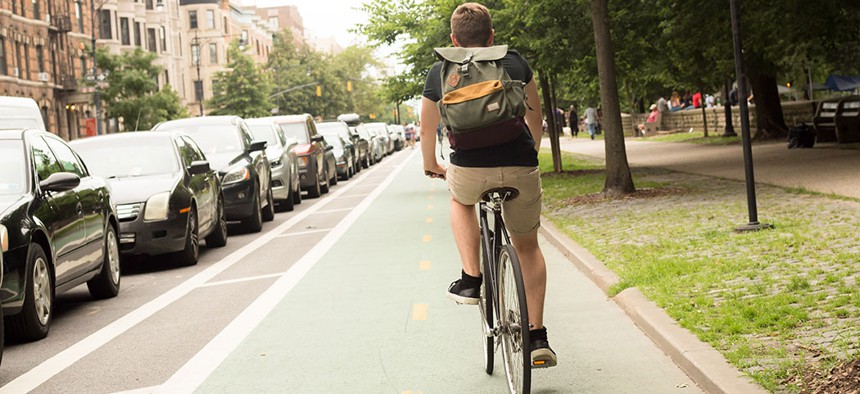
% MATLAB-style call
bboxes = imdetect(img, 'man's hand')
[424,163,447,180]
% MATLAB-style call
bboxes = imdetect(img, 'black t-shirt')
[423,50,538,168]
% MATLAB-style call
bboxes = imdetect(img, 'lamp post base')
[734,222,773,233]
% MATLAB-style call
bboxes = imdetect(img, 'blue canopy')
[824,75,860,92]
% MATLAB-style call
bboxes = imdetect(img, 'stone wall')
[622,101,819,136]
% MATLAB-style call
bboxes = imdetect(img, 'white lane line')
[312,207,354,215]
[275,228,333,237]
[333,193,370,199]
[197,273,286,288]
[0,155,392,394]
[157,149,418,393]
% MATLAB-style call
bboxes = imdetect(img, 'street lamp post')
[193,31,203,116]
[90,0,102,135]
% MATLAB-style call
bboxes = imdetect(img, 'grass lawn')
[538,149,860,393]
[645,130,742,145]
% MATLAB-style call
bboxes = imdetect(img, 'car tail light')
[293,144,313,156]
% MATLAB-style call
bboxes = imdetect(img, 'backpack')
[434,45,528,150]
[787,123,816,149]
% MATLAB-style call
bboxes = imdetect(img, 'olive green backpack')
[434,45,528,150]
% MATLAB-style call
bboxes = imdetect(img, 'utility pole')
[193,31,203,116]
[90,0,102,135]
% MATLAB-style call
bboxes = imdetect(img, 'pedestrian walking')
[568,104,579,137]
[584,105,598,139]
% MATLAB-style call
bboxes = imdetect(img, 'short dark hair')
[450,3,492,47]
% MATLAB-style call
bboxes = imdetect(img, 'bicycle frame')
[479,193,513,332]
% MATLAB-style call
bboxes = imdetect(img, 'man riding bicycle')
[420,2,557,368]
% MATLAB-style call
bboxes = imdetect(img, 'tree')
[591,0,634,195]
[208,41,274,118]
[95,48,188,130]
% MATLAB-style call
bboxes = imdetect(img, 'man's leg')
[510,232,546,329]
[450,197,480,277]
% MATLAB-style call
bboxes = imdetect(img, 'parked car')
[352,125,379,167]
[0,129,120,342]
[0,97,46,130]
[387,124,406,151]
[321,134,355,181]
[335,114,369,169]
[152,116,274,232]
[256,115,334,198]
[318,121,362,176]
[365,122,393,155]
[245,118,302,212]
[70,132,228,266]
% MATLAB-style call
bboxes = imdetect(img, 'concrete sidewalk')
[544,137,860,199]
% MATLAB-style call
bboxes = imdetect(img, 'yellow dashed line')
[426,204,433,210]
[425,217,434,224]
[422,235,432,243]
[419,261,432,270]
[411,304,428,321]
[428,195,434,200]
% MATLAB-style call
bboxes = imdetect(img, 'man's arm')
[420,96,446,179]
[523,78,542,150]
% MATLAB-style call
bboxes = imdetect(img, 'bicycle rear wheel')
[479,228,494,375]
[497,244,531,394]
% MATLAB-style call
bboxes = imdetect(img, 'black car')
[257,115,335,198]
[0,129,120,342]
[321,134,355,181]
[153,116,274,233]
[319,121,364,176]
[71,132,228,266]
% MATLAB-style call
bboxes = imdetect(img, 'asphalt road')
[0,145,700,393]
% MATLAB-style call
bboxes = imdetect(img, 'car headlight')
[297,156,309,167]
[144,192,171,222]
[270,158,283,168]
[222,167,250,185]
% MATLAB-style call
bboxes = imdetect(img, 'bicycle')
[478,187,531,393]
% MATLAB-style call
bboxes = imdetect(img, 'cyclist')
[419,2,557,368]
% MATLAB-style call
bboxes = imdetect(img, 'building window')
[33,0,40,20]
[134,21,142,46]
[11,0,16,14]
[75,1,84,33]
[0,38,7,76]
[163,70,169,85]
[268,16,278,30]
[209,43,217,64]
[223,17,228,34]
[191,44,199,65]
[99,10,112,40]
[120,18,130,45]
[147,28,157,53]
[80,56,86,78]
[206,10,215,29]
[36,45,44,73]
[188,11,197,29]
[240,30,248,47]
[145,0,153,10]
[15,43,23,78]
[24,44,30,79]
[20,0,26,17]
[160,26,167,52]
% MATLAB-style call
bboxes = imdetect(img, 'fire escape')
[48,0,76,92]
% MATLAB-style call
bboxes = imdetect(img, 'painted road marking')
[425,217,433,224]
[334,193,371,199]
[198,273,286,288]
[419,261,432,271]
[422,235,432,243]
[313,207,354,214]
[157,149,417,392]
[401,391,424,394]
[0,152,397,394]
[428,195,434,200]
[411,304,428,321]
[426,204,433,210]
[276,228,333,237]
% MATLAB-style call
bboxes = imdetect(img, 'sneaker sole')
[531,348,558,368]
[446,291,479,305]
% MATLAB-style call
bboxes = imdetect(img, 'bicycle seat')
[481,187,519,202]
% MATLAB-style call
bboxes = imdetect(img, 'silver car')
[246,118,302,212]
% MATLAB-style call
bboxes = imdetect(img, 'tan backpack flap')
[434,45,508,63]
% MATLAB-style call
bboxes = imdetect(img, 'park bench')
[835,96,860,143]
[813,97,843,142]
[642,112,663,136]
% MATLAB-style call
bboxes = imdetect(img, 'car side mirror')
[187,160,211,175]
[40,172,81,192]
[325,145,334,152]
[311,135,325,143]
[249,140,267,152]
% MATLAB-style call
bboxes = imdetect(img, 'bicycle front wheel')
[497,244,531,393]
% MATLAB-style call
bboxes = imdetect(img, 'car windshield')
[322,134,343,148]
[276,122,308,144]
[248,124,278,148]
[0,140,25,195]
[165,125,243,155]
[74,137,178,178]
[354,126,372,139]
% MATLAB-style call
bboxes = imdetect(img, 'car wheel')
[280,184,295,212]
[292,176,303,205]
[262,187,275,222]
[329,163,338,186]
[175,208,200,266]
[320,166,330,194]
[7,243,53,341]
[307,170,322,198]
[205,196,228,247]
[241,188,263,232]
[88,225,122,298]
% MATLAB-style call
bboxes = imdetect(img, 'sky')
[251,0,371,48]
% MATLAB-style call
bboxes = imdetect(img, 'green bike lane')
[180,146,701,393]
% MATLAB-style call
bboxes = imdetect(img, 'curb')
[540,218,767,394]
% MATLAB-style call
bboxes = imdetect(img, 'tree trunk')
[539,70,562,173]
[749,72,788,139]
[699,83,708,137]
[590,0,634,195]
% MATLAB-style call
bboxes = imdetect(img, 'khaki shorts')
[447,164,542,236]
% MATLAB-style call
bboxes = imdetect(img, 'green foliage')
[95,48,188,130]
[208,40,275,118]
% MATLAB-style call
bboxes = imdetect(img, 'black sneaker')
[446,277,480,305]
[530,328,558,368]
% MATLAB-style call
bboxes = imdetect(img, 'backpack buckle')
[458,63,470,79]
